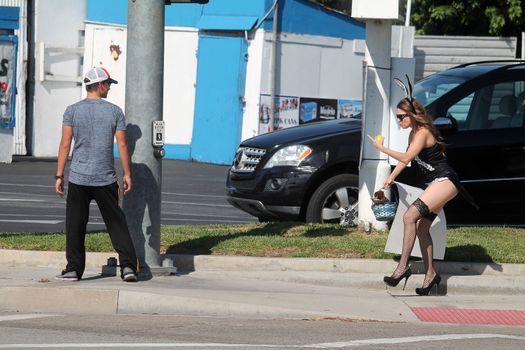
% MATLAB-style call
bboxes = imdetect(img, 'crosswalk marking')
[0,333,524,348]
[0,314,60,322]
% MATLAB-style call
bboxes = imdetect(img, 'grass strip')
[0,223,524,264]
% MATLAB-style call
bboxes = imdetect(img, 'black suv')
[226,61,525,226]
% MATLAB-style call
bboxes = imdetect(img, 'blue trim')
[201,0,265,17]
[196,15,258,30]
[86,0,364,40]
[0,35,17,129]
[87,0,265,28]
[114,143,191,160]
[163,144,191,160]
[262,0,365,40]
[0,6,19,30]
[165,5,204,27]
[87,0,128,25]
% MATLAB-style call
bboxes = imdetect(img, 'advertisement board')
[259,94,362,134]
[0,36,17,129]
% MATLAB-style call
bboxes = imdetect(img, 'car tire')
[305,174,359,225]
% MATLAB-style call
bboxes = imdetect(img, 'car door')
[434,75,525,225]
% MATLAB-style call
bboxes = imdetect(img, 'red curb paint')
[411,307,525,326]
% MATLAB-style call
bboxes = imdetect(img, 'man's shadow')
[122,123,160,280]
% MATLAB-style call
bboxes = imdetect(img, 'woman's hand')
[383,176,394,189]
[367,134,384,150]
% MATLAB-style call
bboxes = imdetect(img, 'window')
[445,81,525,131]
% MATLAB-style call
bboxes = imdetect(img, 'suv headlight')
[264,145,312,168]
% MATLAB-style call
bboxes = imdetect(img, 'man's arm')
[56,125,73,197]
[115,129,132,195]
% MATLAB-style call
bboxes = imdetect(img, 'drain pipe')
[269,0,279,132]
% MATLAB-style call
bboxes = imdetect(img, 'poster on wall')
[259,94,362,134]
[299,97,338,123]
[259,94,300,134]
[0,36,17,129]
[337,99,362,119]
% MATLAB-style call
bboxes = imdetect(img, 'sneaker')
[122,267,138,282]
[55,270,79,281]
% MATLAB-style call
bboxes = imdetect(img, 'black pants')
[66,182,138,278]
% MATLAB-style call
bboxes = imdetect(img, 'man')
[55,67,138,282]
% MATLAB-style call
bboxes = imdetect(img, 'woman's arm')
[368,128,429,165]
[384,161,407,189]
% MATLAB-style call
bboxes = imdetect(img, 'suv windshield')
[414,73,470,106]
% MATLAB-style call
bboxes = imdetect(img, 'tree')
[316,0,524,37]
[411,0,524,37]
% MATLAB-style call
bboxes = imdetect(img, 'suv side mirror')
[434,114,458,134]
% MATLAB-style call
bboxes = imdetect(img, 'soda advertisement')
[259,95,300,134]
[259,95,362,134]
[299,97,338,123]
[0,36,17,128]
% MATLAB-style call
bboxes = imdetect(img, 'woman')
[368,97,465,296]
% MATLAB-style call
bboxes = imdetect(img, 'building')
[1,0,366,164]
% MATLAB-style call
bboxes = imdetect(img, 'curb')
[2,249,524,277]
[167,254,525,276]
[1,250,523,296]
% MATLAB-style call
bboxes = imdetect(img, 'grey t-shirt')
[63,98,126,186]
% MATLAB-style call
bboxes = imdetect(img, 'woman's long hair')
[397,98,446,154]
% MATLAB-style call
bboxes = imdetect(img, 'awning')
[196,15,258,31]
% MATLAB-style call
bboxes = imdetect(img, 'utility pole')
[352,0,399,230]
[123,0,167,276]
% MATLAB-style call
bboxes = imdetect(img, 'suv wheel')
[306,174,359,225]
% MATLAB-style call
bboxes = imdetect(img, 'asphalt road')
[0,158,255,233]
[0,313,524,349]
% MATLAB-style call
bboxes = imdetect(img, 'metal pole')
[521,32,525,59]
[269,1,278,132]
[123,0,164,273]
[405,0,412,27]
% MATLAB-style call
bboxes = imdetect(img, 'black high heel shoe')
[415,273,441,296]
[383,267,412,290]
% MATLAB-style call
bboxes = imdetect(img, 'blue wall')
[86,0,364,40]
[0,6,19,29]
[266,0,365,40]
[87,0,265,27]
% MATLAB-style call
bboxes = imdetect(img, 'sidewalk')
[1,249,524,325]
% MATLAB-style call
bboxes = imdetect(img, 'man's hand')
[55,178,64,197]
[122,175,132,195]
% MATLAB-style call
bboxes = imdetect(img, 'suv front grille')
[231,147,267,173]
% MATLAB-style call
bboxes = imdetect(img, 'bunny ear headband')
[393,74,416,113]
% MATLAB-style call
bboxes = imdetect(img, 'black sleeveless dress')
[412,143,479,210]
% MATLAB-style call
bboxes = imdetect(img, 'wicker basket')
[371,186,399,222]
[371,201,398,221]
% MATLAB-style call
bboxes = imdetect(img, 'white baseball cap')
[84,67,118,86]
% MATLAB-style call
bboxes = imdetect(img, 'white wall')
[242,29,265,141]
[163,27,198,145]
[83,23,199,147]
[260,32,365,99]
[0,128,13,162]
[32,0,85,157]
